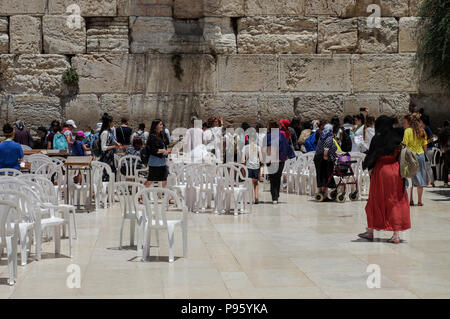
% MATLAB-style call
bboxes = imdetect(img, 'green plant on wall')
[62,68,79,87]
[417,0,450,87]
[171,54,184,81]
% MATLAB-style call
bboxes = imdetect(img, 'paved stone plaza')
[1,184,448,299]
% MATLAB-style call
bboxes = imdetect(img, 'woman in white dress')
[352,113,365,153]
[360,116,375,154]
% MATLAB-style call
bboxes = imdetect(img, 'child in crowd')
[242,131,263,204]
[72,131,90,156]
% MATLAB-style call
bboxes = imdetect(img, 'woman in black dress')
[145,119,170,188]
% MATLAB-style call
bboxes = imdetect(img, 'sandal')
[358,231,374,241]
[409,201,415,206]
[417,202,424,207]
[387,236,400,244]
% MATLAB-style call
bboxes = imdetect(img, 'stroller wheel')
[329,190,337,201]
[350,191,359,201]
[315,193,325,202]
[336,193,346,203]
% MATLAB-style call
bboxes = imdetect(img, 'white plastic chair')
[216,164,249,215]
[91,161,115,209]
[136,188,188,263]
[115,182,146,250]
[0,200,20,285]
[21,145,32,151]
[118,155,147,183]
[27,154,52,174]
[0,168,22,177]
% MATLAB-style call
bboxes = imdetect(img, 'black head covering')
[363,115,404,171]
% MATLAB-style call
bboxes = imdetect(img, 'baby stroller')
[315,153,359,203]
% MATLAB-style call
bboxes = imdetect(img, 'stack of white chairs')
[91,161,115,209]
[298,152,316,196]
[0,200,20,285]
[116,182,146,250]
[349,152,366,199]
[170,163,198,212]
[282,158,300,194]
[216,163,251,215]
[190,164,217,213]
[136,188,188,263]
[0,168,22,177]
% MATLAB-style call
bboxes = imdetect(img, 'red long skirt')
[365,152,411,231]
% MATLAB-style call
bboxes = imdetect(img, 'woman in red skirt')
[358,116,411,244]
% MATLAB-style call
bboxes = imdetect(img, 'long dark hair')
[148,119,164,145]
[100,113,113,133]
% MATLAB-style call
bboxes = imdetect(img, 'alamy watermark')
[366,4,381,29]
[366,264,381,289]
[66,4,82,30]
[66,264,81,289]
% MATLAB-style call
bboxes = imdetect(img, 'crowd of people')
[1,107,450,242]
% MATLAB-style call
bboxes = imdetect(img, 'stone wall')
[0,0,448,133]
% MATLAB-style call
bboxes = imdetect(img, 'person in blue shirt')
[72,131,90,156]
[262,120,296,204]
[0,123,24,172]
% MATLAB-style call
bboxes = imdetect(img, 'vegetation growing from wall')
[417,0,450,87]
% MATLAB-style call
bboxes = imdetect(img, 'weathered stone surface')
[280,55,352,92]
[72,54,146,94]
[204,0,245,17]
[318,17,358,53]
[198,94,258,126]
[146,54,216,93]
[131,94,202,129]
[411,94,450,128]
[117,0,173,16]
[399,17,420,53]
[343,93,410,117]
[258,95,295,123]
[0,17,7,32]
[87,17,129,53]
[49,0,117,16]
[409,0,423,16]
[308,0,410,18]
[237,17,317,54]
[174,0,203,18]
[130,17,175,54]
[0,0,46,15]
[10,16,42,54]
[203,17,237,54]
[293,93,346,120]
[352,54,418,93]
[0,54,70,96]
[357,18,398,53]
[43,15,86,54]
[245,0,304,16]
[0,33,8,53]
[63,94,102,129]
[218,55,278,92]
[11,95,62,132]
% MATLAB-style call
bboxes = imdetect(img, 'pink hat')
[76,130,86,139]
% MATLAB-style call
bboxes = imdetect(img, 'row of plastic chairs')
[0,174,76,285]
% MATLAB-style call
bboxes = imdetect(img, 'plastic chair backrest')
[115,182,145,218]
[0,168,22,177]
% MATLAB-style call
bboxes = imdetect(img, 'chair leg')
[119,217,125,249]
[54,227,61,255]
[6,236,15,285]
[20,231,28,266]
[167,225,175,263]
[141,225,149,262]
[35,229,42,261]
[67,222,72,258]
[130,220,135,247]
[182,224,188,258]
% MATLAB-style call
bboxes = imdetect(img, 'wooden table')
[64,156,94,213]
[23,149,70,157]
[20,162,31,173]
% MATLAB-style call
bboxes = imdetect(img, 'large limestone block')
[307,0,410,18]
[203,17,237,54]
[352,54,418,93]
[280,55,352,92]
[198,94,258,126]
[146,54,216,93]
[43,15,86,54]
[318,17,358,53]
[0,54,70,96]
[399,17,420,53]
[0,17,7,32]
[49,0,117,16]
[174,0,203,19]
[293,93,346,120]
[100,94,132,121]
[357,17,398,53]
[72,54,146,94]
[343,94,380,114]
[0,33,8,53]
[0,0,46,15]
[130,17,175,54]
[245,0,304,16]
[343,93,410,116]
[117,0,173,16]
[131,94,202,129]
[12,95,62,132]
[237,17,317,54]
[409,0,424,16]
[411,94,450,127]
[63,94,102,129]
[218,55,278,92]
[258,95,296,123]
[378,93,411,117]
[204,0,245,17]
[87,17,129,53]
[10,16,42,54]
